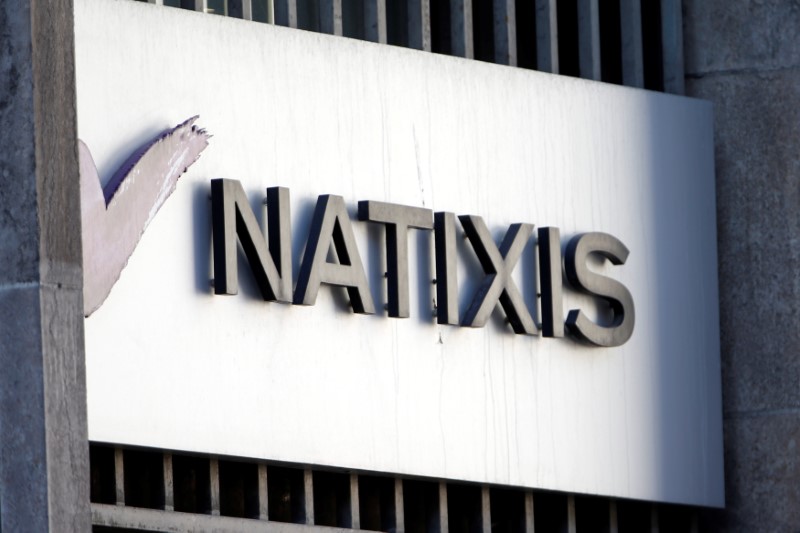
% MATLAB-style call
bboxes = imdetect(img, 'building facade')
[0,0,797,531]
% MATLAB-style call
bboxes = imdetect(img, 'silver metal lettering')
[211,179,292,302]
[294,195,376,314]
[358,200,433,318]
[434,212,459,325]
[459,216,537,335]
[564,232,635,346]
[538,226,564,337]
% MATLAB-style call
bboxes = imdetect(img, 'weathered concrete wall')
[0,1,91,530]
[683,1,800,530]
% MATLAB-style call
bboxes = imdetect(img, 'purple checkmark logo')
[80,116,210,316]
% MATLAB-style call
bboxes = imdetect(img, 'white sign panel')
[76,0,724,507]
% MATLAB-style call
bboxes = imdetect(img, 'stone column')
[0,1,91,531]
[683,1,800,530]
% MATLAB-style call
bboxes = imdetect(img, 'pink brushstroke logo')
[80,117,210,316]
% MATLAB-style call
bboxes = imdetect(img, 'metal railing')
[138,0,684,94]
[91,444,700,532]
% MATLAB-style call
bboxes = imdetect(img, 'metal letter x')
[459,216,537,335]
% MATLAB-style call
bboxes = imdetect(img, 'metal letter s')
[564,232,635,347]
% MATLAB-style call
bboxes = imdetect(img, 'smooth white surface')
[75,0,724,506]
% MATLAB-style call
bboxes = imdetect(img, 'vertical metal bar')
[535,0,558,73]
[147,0,165,5]
[609,499,618,533]
[450,0,473,58]
[660,0,684,94]
[481,487,491,533]
[438,482,448,533]
[577,0,600,80]
[114,448,125,506]
[494,0,517,66]
[650,503,659,533]
[524,491,534,533]
[163,453,174,512]
[210,458,220,516]
[364,0,388,43]
[408,0,432,51]
[242,0,253,20]
[275,0,298,27]
[394,479,405,533]
[304,469,315,525]
[267,0,275,23]
[258,464,269,520]
[567,495,576,533]
[350,474,360,529]
[193,0,208,12]
[619,0,644,88]
[320,0,343,35]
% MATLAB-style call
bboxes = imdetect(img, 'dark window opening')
[207,0,226,15]
[448,484,483,533]
[313,470,353,528]
[617,499,651,533]
[228,0,245,18]
[219,460,260,519]
[599,0,622,84]
[89,445,116,505]
[515,0,537,69]
[472,0,494,62]
[641,0,663,91]
[490,487,526,533]
[123,449,165,510]
[556,0,579,77]
[387,0,409,46]
[267,465,306,524]
[359,475,397,532]
[533,491,568,533]
[404,479,441,533]
[575,495,610,533]
[431,0,452,55]
[297,0,321,32]
[252,0,271,22]
[343,0,366,39]
[658,503,695,532]
[173,454,211,514]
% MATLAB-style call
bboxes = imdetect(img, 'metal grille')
[90,444,700,532]
[134,0,684,94]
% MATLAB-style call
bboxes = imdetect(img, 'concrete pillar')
[0,1,91,531]
[683,1,800,530]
